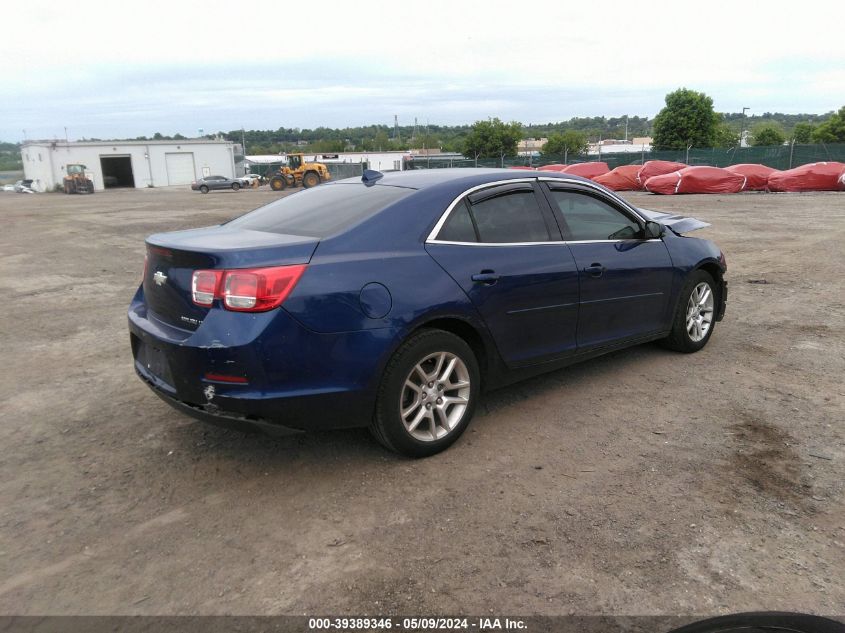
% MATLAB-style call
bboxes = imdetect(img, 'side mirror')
[644,221,665,239]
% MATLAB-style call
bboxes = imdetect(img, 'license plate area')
[136,338,175,387]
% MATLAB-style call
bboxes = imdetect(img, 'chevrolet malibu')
[129,169,727,457]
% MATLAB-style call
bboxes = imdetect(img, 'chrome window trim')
[425,177,538,243]
[429,238,663,247]
[429,240,566,247]
[426,175,650,246]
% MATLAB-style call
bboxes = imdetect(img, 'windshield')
[226,183,413,238]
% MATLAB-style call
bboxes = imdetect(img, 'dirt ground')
[0,184,842,616]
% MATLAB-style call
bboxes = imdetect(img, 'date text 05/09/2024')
[308,617,527,630]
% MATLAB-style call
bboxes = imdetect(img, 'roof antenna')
[362,169,384,186]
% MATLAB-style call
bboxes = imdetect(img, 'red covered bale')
[725,164,779,191]
[767,162,845,192]
[560,162,610,178]
[644,166,746,195]
[593,165,642,191]
[637,160,687,186]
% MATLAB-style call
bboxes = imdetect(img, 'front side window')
[549,190,641,241]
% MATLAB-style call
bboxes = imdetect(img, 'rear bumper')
[137,367,303,436]
[128,290,400,433]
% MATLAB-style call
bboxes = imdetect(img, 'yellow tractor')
[63,164,95,194]
[268,153,331,191]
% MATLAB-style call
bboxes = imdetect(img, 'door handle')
[471,270,499,285]
[583,263,606,278]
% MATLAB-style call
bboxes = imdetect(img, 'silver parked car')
[190,175,241,193]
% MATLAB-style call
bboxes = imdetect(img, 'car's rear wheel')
[199,185,209,194]
[231,182,240,191]
[661,270,717,353]
[371,329,480,457]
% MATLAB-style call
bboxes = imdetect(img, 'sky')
[3,0,844,141]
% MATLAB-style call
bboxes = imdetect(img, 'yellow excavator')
[63,164,95,194]
[268,153,331,191]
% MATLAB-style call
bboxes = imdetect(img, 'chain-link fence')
[405,143,845,171]
[325,163,365,180]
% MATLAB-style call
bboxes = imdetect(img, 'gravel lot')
[0,185,842,616]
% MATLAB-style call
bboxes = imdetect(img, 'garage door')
[165,153,196,186]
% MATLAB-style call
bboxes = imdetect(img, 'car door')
[207,176,224,190]
[425,180,580,367]
[541,181,675,350]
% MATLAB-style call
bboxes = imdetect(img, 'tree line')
[3,97,843,165]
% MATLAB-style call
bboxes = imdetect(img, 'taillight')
[191,265,306,311]
[223,265,307,312]
[192,270,222,306]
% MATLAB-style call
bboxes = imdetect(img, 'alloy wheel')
[400,352,471,442]
[686,281,714,342]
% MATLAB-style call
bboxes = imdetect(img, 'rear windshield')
[226,183,413,238]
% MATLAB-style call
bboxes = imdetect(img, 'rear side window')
[549,191,641,241]
[227,183,412,238]
[469,190,550,243]
[437,201,478,242]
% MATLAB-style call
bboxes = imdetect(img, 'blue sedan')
[129,169,726,457]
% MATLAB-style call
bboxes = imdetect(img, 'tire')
[661,269,718,353]
[371,329,480,458]
[667,612,844,633]
[231,182,240,191]
[302,171,320,188]
[270,177,286,191]
[199,185,209,194]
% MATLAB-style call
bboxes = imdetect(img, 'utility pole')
[624,115,628,142]
[241,128,246,157]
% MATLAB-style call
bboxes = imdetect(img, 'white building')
[21,139,238,192]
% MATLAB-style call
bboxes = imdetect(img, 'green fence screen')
[404,143,845,172]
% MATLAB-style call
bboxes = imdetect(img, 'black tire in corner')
[370,329,480,458]
[661,269,718,353]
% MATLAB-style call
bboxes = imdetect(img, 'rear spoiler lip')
[145,226,319,268]
[637,207,711,234]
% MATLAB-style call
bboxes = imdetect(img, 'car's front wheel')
[661,270,718,353]
[371,329,480,457]
[302,171,320,188]
[231,182,240,191]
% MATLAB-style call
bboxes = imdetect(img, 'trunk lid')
[143,226,318,331]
